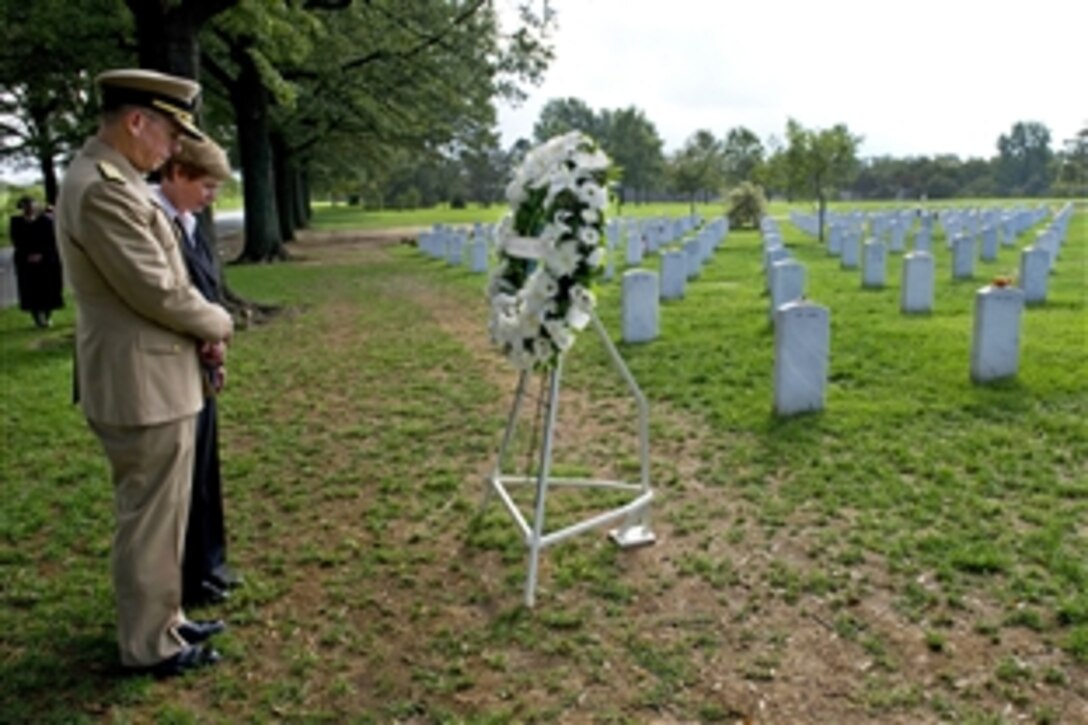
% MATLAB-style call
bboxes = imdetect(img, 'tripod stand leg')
[480,370,529,514]
[524,361,562,607]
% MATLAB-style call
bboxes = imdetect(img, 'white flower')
[570,285,596,311]
[543,240,581,277]
[566,307,590,331]
[578,227,600,247]
[573,149,610,172]
[577,181,608,210]
[544,319,574,350]
[506,179,526,205]
[545,168,579,207]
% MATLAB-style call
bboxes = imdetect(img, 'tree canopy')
[0,0,555,259]
[0,0,131,202]
[667,129,724,212]
[996,120,1053,197]
[778,118,862,241]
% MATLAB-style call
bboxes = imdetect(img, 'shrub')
[726,181,768,230]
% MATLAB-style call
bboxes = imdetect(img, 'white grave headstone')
[970,284,1024,383]
[622,269,659,343]
[900,251,934,313]
[1019,246,1049,304]
[914,227,931,253]
[770,260,806,321]
[469,238,488,273]
[764,246,789,270]
[773,300,830,415]
[625,234,643,266]
[862,239,887,288]
[446,235,463,266]
[889,223,906,253]
[951,234,974,279]
[684,238,702,279]
[660,250,686,300]
[980,226,998,262]
[827,225,843,257]
[840,233,859,269]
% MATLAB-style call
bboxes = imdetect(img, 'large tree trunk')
[271,130,296,243]
[234,50,283,261]
[126,0,239,77]
[818,194,827,244]
[295,167,311,228]
[132,12,200,76]
[38,150,58,205]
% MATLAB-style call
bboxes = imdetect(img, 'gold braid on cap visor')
[150,98,195,128]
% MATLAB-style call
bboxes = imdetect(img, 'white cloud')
[498,0,1086,159]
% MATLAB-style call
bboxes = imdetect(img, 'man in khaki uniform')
[55,69,234,676]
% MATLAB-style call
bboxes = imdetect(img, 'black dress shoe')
[177,619,226,645]
[127,644,221,679]
[184,579,230,608]
[210,565,243,590]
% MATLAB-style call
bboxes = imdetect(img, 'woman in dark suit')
[11,196,64,327]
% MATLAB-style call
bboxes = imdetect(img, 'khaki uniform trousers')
[89,415,196,667]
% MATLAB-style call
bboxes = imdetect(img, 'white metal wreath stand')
[483,311,655,607]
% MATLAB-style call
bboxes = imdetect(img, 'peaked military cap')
[96,68,204,141]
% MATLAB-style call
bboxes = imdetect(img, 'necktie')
[174,216,195,247]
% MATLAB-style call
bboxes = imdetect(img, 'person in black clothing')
[154,136,242,607]
[11,196,64,327]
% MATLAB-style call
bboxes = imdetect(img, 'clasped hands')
[200,340,228,393]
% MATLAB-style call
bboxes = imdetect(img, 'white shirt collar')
[150,185,198,243]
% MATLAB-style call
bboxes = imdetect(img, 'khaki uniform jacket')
[57,137,233,426]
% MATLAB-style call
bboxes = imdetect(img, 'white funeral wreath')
[488,131,611,370]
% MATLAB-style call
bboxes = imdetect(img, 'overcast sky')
[497,0,1085,160]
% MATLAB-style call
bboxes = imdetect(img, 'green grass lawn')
[1,202,1085,721]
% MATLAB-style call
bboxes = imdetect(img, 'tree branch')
[340,0,487,73]
[201,43,237,92]
[189,0,243,27]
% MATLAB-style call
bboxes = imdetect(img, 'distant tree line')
[2,1,1084,258]
[527,98,1086,207]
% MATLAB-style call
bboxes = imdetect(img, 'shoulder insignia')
[96,160,125,183]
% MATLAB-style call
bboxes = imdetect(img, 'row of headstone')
[618,214,733,337]
[621,215,731,328]
[791,205,1056,262]
[760,216,809,322]
[1019,201,1074,304]
[417,223,493,273]
[938,205,1048,247]
[611,214,709,269]
[791,206,1069,306]
[748,217,829,414]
